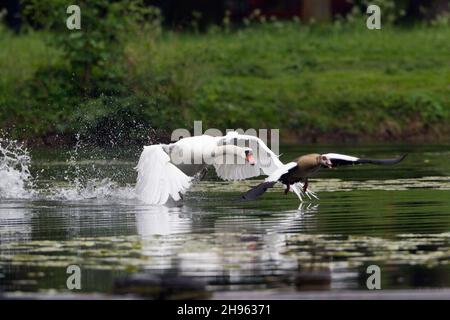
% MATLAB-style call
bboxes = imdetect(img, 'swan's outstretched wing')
[213,161,260,181]
[323,153,407,168]
[214,132,284,181]
[135,145,192,205]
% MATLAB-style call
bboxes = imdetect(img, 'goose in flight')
[240,153,407,202]
[135,131,306,205]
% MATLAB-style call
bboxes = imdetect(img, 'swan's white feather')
[169,135,218,165]
[135,132,288,204]
[135,145,192,205]
[213,160,260,181]
[215,132,283,180]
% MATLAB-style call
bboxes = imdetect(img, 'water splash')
[49,133,137,201]
[66,133,83,190]
[47,178,136,201]
[0,137,34,199]
[0,135,137,202]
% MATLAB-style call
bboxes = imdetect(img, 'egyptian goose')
[240,153,407,202]
[135,131,288,205]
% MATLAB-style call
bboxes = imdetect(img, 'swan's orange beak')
[246,154,256,166]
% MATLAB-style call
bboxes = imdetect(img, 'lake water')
[0,143,449,298]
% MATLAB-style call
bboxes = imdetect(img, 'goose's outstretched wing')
[240,181,277,200]
[215,132,284,180]
[323,153,407,168]
[135,145,192,205]
[240,162,298,201]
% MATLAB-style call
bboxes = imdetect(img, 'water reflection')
[0,201,32,243]
[132,202,361,291]
[0,145,449,296]
[136,205,191,236]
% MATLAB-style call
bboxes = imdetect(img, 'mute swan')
[241,153,407,201]
[135,131,307,205]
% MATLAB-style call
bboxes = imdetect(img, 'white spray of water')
[0,137,34,199]
[48,178,137,201]
[47,133,137,201]
[0,135,136,202]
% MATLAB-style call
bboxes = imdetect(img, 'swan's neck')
[209,145,247,166]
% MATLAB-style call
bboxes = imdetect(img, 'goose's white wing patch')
[265,162,297,182]
[135,145,192,205]
[323,153,359,162]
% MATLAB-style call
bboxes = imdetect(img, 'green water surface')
[0,144,449,297]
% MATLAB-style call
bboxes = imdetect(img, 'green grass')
[0,29,59,93]
[1,23,450,144]
[0,27,64,136]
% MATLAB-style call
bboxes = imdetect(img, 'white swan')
[135,131,305,205]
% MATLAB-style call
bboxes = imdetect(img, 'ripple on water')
[1,145,450,294]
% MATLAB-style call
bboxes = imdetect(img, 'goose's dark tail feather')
[240,181,276,201]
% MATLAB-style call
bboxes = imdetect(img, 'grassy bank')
[1,23,449,145]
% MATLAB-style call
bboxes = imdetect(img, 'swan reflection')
[133,202,337,290]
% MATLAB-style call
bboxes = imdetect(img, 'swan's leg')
[198,167,208,180]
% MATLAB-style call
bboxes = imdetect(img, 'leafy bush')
[22,0,161,92]
[1,13,449,144]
